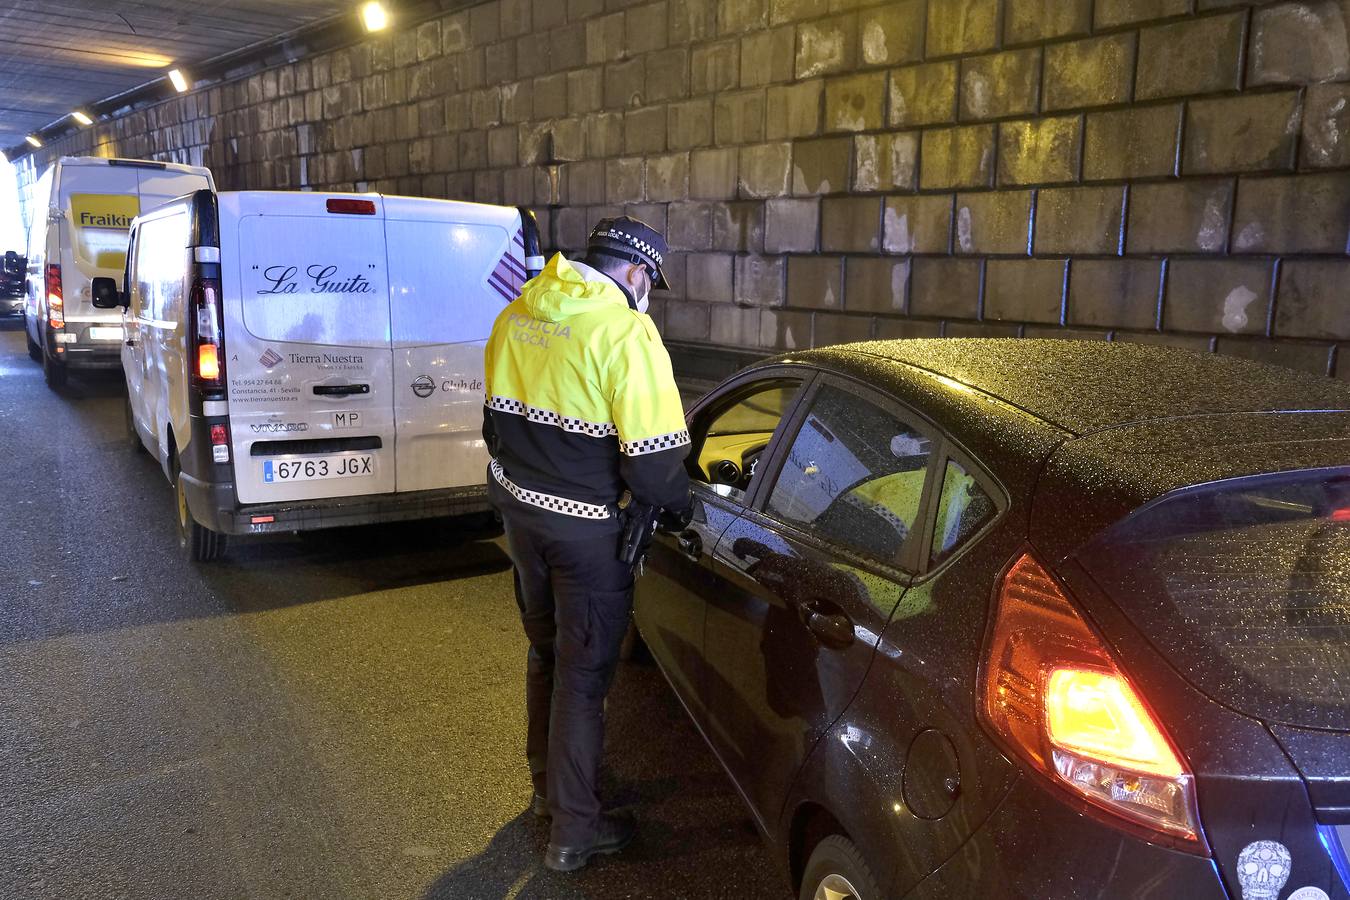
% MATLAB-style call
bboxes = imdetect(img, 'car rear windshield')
[1077,468,1350,729]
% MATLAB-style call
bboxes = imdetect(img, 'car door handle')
[800,599,854,649]
[677,530,701,559]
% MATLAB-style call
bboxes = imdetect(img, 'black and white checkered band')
[841,490,910,540]
[620,429,691,456]
[488,395,619,438]
[594,228,664,266]
[490,459,612,520]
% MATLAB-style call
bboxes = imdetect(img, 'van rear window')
[239,215,389,348]
[1078,469,1350,729]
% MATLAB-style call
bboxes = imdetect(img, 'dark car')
[634,338,1350,900]
[1,250,25,317]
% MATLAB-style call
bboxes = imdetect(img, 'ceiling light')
[71,111,93,126]
[168,69,189,93]
[361,1,389,31]
[25,135,42,148]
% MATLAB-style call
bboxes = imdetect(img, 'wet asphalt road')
[0,324,782,899]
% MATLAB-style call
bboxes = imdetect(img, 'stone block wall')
[14,0,1350,375]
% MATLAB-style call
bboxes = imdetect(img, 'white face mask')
[631,267,652,314]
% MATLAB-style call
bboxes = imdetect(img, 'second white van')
[25,156,214,387]
[94,188,542,560]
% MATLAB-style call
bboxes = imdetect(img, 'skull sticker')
[1236,841,1291,900]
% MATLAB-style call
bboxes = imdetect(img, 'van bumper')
[181,474,492,535]
[54,344,122,370]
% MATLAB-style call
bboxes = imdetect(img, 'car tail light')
[45,263,63,328]
[190,275,226,395]
[209,423,229,463]
[979,552,1203,847]
[326,198,376,215]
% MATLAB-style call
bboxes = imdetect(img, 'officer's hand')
[656,505,693,533]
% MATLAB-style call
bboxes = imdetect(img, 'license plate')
[262,454,374,483]
[88,326,122,340]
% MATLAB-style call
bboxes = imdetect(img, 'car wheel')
[173,458,227,562]
[26,330,41,362]
[43,351,67,388]
[799,835,883,900]
[125,394,145,453]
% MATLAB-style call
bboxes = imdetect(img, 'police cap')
[585,216,670,290]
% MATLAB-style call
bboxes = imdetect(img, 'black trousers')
[500,508,634,847]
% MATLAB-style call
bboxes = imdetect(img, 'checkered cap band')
[490,459,612,520]
[620,429,691,457]
[594,228,664,266]
[840,490,910,540]
[488,395,619,438]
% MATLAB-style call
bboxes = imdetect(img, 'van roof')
[58,155,211,177]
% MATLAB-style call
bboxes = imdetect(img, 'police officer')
[482,216,692,872]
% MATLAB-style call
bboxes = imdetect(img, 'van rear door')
[58,161,140,333]
[385,199,524,493]
[136,164,213,217]
[222,193,397,504]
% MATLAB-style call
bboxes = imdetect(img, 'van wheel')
[174,460,227,562]
[42,347,67,388]
[799,836,882,900]
[26,331,41,362]
[125,394,145,453]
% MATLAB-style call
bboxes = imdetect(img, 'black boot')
[544,812,636,872]
[530,792,550,818]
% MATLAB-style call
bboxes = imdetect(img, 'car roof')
[783,338,1350,436]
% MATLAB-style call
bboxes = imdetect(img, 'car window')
[693,380,801,504]
[931,459,996,565]
[767,383,933,565]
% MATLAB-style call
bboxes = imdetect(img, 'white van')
[25,156,214,387]
[94,189,542,561]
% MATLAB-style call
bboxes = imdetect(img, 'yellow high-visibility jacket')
[483,253,691,525]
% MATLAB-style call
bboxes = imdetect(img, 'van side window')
[135,211,189,322]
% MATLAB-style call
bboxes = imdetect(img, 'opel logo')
[411,374,435,398]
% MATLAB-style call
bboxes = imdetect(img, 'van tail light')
[979,552,1203,849]
[198,343,220,379]
[190,275,226,395]
[45,263,63,328]
[326,198,376,215]
[209,423,230,463]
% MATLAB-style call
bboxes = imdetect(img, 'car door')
[703,377,940,832]
[635,369,812,729]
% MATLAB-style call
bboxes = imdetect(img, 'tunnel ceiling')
[0,0,355,148]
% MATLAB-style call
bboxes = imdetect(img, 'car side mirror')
[91,276,127,309]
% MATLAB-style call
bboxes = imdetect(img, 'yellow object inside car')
[698,432,773,481]
[848,468,928,528]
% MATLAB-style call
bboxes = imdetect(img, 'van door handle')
[313,383,370,396]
